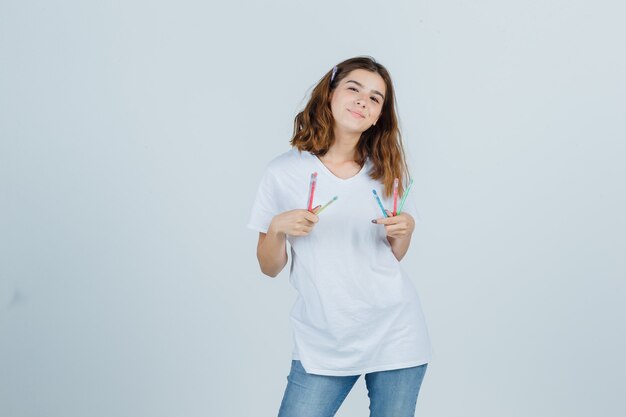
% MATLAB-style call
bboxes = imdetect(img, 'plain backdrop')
[1,0,625,416]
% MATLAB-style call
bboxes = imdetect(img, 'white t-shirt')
[247,148,433,376]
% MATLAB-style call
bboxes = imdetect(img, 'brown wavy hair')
[290,56,410,198]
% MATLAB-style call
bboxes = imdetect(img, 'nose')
[355,97,366,107]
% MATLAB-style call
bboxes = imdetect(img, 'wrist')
[389,233,412,242]
[268,221,285,238]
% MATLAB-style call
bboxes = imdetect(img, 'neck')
[325,129,361,162]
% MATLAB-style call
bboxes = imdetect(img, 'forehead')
[341,69,386,94]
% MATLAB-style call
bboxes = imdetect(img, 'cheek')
[330,102,341,120]
[330,94,343,112]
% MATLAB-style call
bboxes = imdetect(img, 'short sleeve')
[247,167,281,234]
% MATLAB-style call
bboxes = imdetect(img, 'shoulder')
[265,147,311,175]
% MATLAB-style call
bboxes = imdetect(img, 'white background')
[1,0,624,416]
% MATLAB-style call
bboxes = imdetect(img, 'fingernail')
[371,219,377,224]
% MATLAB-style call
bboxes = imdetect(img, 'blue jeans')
[277,360,428,417]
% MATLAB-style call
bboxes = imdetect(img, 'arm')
[374,211,416,262]
[387,234,413,261]
[256,229,288,278]
[256,209,319,278]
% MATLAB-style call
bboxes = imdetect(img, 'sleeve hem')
[246,223,269,234]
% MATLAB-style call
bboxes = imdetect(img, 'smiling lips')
[348,109,365,119]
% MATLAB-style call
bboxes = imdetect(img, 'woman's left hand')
[372,211,415,239]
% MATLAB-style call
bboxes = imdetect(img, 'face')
[330,68,386,135]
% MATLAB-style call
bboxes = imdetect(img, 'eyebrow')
[345,80,385,101]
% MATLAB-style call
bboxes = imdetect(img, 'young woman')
[247,56,433,417]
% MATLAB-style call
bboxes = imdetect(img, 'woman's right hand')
[268,207,320,237]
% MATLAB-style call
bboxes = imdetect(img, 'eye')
[371,97,380,103]
[348,87,358,92]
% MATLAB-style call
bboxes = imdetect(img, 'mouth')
[348,109,365,119]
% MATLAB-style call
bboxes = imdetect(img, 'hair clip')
[330,66,338,83]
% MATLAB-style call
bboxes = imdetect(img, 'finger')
[385,224,403,234]
[304,211,319,223]
[388,224,412,237]
[372,216,398,225]
[312,205,322,213]
[302,219,316,227]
